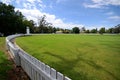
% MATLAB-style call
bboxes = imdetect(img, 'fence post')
[6,38,10,51]
[14,48,21,66]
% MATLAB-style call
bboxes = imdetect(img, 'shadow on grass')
[0,51,12,80]
[43,51,119,80]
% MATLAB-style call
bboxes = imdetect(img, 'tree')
[38,15,52,33]
[63,29,71,33]
[85,29,90,33]
[72,27,80,34]
[106,28,113,33]
[81,27,86,33]
[23,19,35,33]
[99,27,105,34]
[114,24,120,33]
[91,28,97,33]
[53,27,57,33]
[0,2,26,36]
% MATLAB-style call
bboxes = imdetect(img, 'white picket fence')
[6,34,71,80]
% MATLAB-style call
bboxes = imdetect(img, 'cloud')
[56,0,68,4]
[108,15,120,21]
[105,12,120,22]
[83,0,120,8]
[15,8,84,29]
[105,12,114,15]
[1,0,84,29]
[83,3,103,8]
[0,0,13,5]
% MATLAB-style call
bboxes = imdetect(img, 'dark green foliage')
[72,27,80,33]
[0,2,26,36]
[23,19,35,33]
[85,29,90,33]
[91,28,97,33]
[104,24,120,34]
[113,24,120,33]
[106,28,113,33]
[99,27,105,34]
[38,15,53,33]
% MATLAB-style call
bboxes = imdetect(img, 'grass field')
[16,34,120,80]
[0,37,12,80]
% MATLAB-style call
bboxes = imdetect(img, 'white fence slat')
[30,66,32,79]
[36,72,39,80]
[51,68,57,79]
[26,63,29,74]
[38,60,42,68]
[31,68,34,80]
[57,72,64,80]
[35,71,37,80]
[33,69,35,80]
[9,47,15,58]
[42,76,45,80]
[45,65,50,75]
[39,74,42,80]
[41,62,45,71]
[33,69,36,80]
[64,76,71,80]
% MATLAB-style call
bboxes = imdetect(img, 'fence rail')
[6,34,71,80]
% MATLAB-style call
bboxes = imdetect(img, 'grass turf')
[16,34,120,80]
[0,37,12,80]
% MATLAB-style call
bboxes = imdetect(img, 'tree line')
[0,2,120,36]
[72,25,120,34]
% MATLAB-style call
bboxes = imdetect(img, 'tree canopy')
[0,2,27,36]
[72,27,80,34]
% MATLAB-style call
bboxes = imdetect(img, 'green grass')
[0,37,12,80]
[16,34,120,80]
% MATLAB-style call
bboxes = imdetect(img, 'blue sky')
[1,0,120,29]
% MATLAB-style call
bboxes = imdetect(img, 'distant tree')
[47,26,53,33]
[23,19,35,33]
[114,24,120,33]
[81,27,86,33]
[99,27,105,34]
[53,27,57,33]
[38,15,52,33]
[106,28,113,33]
[63,29,71,33]
[90,28,97,33]
[0,2,26,36]
[72,27,80,34]
[34,27,39,33]
[85,29,90,33]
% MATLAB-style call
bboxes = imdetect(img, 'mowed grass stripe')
[16,34,120,80]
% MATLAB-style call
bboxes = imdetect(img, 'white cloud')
[56,0,68,4]
[15,8,84,29]
[108,15,120,21]
[87,26,104,30]
[93,0,120,6]
[1,0,84,29]
[26,0,36,4]
[83,0,120,8]
[83,3,103,8]
[23,2,35,9]
[0,0,13,5]
[105,12,114,15]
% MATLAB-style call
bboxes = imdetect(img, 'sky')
[0,0,120,29]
